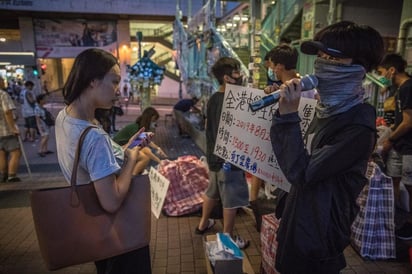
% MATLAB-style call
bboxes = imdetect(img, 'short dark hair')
[268,44,298,70]
[211,57,241,85]
[24,80,34,87]
[379,53,407,73]
[313,21,384,72]
[63,48,119,105]
[280,36,291,44]
[36,93,47,103]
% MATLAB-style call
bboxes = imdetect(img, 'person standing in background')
[0,77,21,182]
[34,94,53,157]
[20,80,37,142]
[378,53,412,240]
[270,21,383,273]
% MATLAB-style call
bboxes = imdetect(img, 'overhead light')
[0,38,6,42]
[0,62,11,65]
[217,25,227,32]
[241,16,249,22]
[233,15,241,21]
[0,52,35,56]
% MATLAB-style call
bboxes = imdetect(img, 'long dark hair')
[135,107,159,130]
[63,48,119,105]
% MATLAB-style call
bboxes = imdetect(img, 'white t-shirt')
[55,108,123,185]
[20,89,35,118]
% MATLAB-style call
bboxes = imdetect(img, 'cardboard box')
[205,235,254,274]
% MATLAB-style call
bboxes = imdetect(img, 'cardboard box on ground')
[204,234,254,274]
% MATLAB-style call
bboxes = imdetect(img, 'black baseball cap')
[300,41,349,59]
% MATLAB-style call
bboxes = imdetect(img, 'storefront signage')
[0,29,21,40]
[214,84,317,192]
[0,0,33,7]
[149,167,170,219]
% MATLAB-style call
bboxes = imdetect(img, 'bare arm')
[4,109,19,135]
[382,109,412,154]
[93,128,146,213]
[149,141,168,158]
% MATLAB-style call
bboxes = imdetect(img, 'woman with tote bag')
[54,48,151,273]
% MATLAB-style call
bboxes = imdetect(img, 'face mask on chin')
[150,122,157,129]
[267,68,277,81]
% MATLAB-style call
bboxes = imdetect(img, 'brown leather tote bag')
[30,126,151,270]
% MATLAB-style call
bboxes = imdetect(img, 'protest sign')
[214,84,317,192]
[149,167,170,219]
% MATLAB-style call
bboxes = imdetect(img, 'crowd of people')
[1,19,412,274]
[0,77,56,182]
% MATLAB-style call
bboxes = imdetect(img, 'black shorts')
[24,116,37,129]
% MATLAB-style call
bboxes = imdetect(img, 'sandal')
[233,235,250,249]
[195,219,216,235]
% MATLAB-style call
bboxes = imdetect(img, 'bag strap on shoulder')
[71,126,98,187]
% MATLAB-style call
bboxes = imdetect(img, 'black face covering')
[230,76,243,86]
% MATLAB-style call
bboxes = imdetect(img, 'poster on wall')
[33,19,118,58]
[213,84,317,192]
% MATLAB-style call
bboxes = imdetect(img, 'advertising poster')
[214,84,317,192]
[33,19,117,58]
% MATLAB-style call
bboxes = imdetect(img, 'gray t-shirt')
[55,108,122,185]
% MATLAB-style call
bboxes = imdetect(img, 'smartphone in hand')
[128,132,153,148]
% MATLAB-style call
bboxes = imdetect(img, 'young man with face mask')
[378,54,412,239]
[195,57,250,249]
[270,21,383,273]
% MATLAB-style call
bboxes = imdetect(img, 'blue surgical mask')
[267,68,277,81]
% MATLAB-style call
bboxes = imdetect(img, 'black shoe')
[7,177,21,183]
[195,219,216,235]
[233,235,250,249]
[396,222,412,240]
[1,173,7,183]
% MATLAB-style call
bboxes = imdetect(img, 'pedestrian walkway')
[0,103,411,273]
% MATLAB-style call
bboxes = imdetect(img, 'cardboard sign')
[148,167,170,219]
[214,84,317,192]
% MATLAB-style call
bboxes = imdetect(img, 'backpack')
[42,108,55,126]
